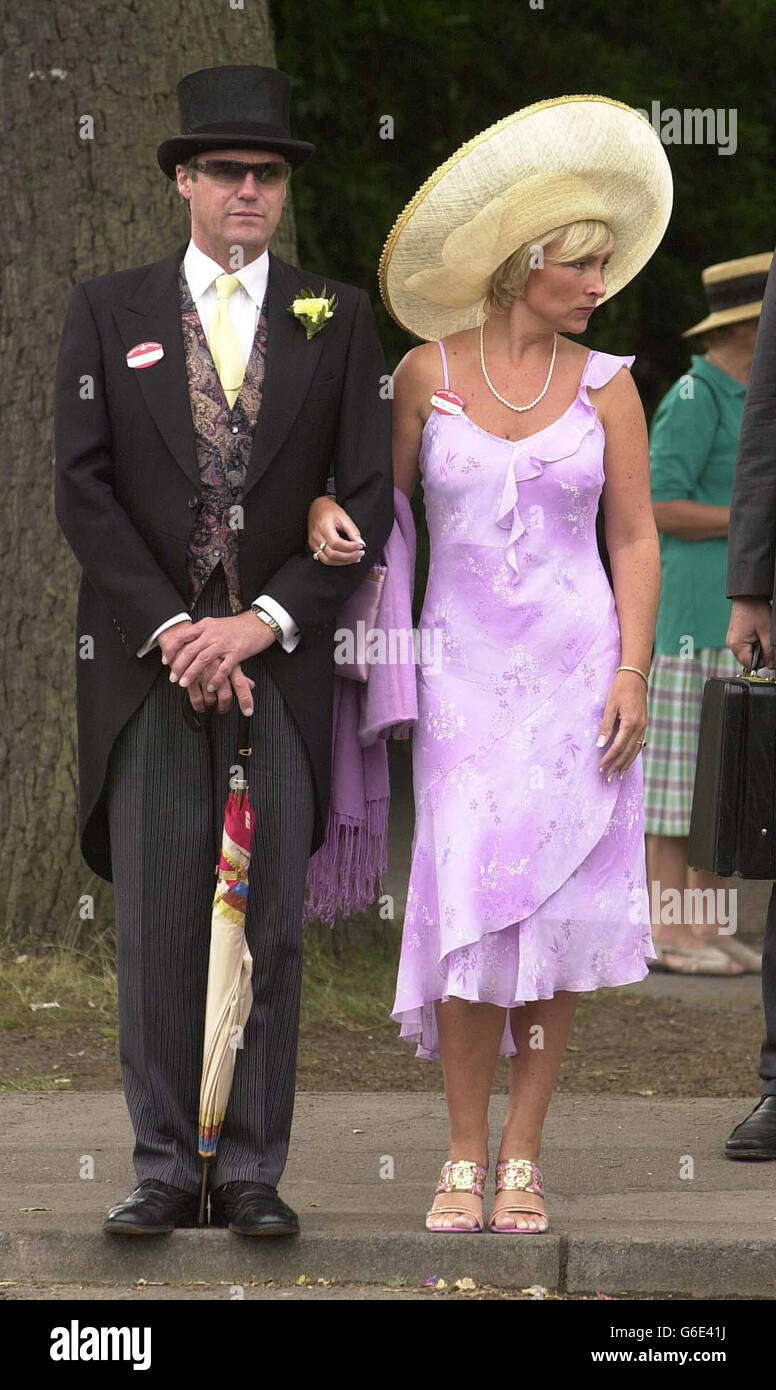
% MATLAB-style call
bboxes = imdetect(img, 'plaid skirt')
[643,646,742,836]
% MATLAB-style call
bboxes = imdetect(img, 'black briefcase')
[687,640,776,878]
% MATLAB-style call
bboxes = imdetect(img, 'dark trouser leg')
[760,883,776,1096]
[106,615,215,1191]
[105,565,315,1189]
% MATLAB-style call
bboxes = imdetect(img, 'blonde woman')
[309,97,670,1233]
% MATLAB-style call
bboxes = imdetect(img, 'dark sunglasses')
[189,157,292,187]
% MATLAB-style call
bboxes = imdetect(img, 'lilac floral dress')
[391,341,657,1060]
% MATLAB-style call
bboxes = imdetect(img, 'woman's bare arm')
[307,343,435,560]
[596,368,661,676]
[392,344,436,499]
[652,499,729,540]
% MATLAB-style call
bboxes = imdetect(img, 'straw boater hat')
[378,94,673,342]
[681,253,772,337]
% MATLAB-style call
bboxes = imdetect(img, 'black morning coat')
[54,241,395,881]
[726,247,776,636]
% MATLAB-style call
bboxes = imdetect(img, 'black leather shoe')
[725,1095,776,1159]
[209,1181,299,1236]
[104,1179,200,1234]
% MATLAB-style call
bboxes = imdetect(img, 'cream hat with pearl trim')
[378,94,673,342]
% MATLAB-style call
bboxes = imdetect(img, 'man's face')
[175,147,289,264]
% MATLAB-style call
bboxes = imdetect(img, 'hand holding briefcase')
[688,640,776,878]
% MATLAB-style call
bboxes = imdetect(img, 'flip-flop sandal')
[488,1159,548,1234]
[425,1159,487,1233]
[650,941,744,976]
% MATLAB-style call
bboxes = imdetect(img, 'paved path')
[3,1092,775,1297]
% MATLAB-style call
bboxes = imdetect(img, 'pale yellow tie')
[209,274,245,409]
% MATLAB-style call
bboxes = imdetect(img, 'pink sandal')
[425,1159,487,1233]
[488,1159,548,1234]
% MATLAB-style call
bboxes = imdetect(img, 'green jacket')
[649,354,745,655]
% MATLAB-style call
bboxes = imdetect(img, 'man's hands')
[727,597,774,670]
[158,614,276,715]
[308,495,366,566]
[180,654,256,716]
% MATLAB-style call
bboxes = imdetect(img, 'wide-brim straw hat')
[681,253,772,337]
[378,94,674,341]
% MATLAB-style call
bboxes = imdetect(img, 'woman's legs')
[491,991,580,1231]
[646,833,742,973]
[426,997,505,1230]
[427,990,579,1230]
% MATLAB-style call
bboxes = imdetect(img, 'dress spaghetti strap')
[436,339,450,389]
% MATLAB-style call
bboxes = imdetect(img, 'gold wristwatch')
[250,603,282,642]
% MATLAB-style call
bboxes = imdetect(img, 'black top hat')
[157,64,315,179]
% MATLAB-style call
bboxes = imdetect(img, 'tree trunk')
[0,1,296,941]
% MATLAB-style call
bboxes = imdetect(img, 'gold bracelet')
[617,664,649,688]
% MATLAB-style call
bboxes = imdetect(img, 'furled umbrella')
[182,694,256,1226]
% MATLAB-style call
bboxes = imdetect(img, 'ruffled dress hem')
[391,957,656,1061]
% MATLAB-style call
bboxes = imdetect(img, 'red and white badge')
[430,388,465,415]
[126,341,165,369]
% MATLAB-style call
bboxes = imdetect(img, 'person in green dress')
[644,254,772,974]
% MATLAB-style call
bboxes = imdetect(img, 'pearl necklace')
[479,321,558,412]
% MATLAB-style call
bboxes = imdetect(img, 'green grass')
[0,1074,72,1092]
[0,932,118,1033]
[0,918,402,1040]
[300,926,401,1034]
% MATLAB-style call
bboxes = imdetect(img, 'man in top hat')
[725,246,776,1157]
[54,64,394,1233]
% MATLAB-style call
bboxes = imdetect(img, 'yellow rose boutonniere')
[288,286,338,339]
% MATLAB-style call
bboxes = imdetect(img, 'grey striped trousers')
[105,564,315,1192]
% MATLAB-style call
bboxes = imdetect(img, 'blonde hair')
[485,219,615,315]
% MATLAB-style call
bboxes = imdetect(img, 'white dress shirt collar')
[183,237,269,308]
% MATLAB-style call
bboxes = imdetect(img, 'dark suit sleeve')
[54,282,191,655]
[258,288,395,634]
[726,249,776,599]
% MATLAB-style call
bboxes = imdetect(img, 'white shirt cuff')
[136,612,191,658]
[254,595,300,652]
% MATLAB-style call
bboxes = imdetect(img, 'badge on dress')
[430,389,465,415]
[126,341,165,369]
